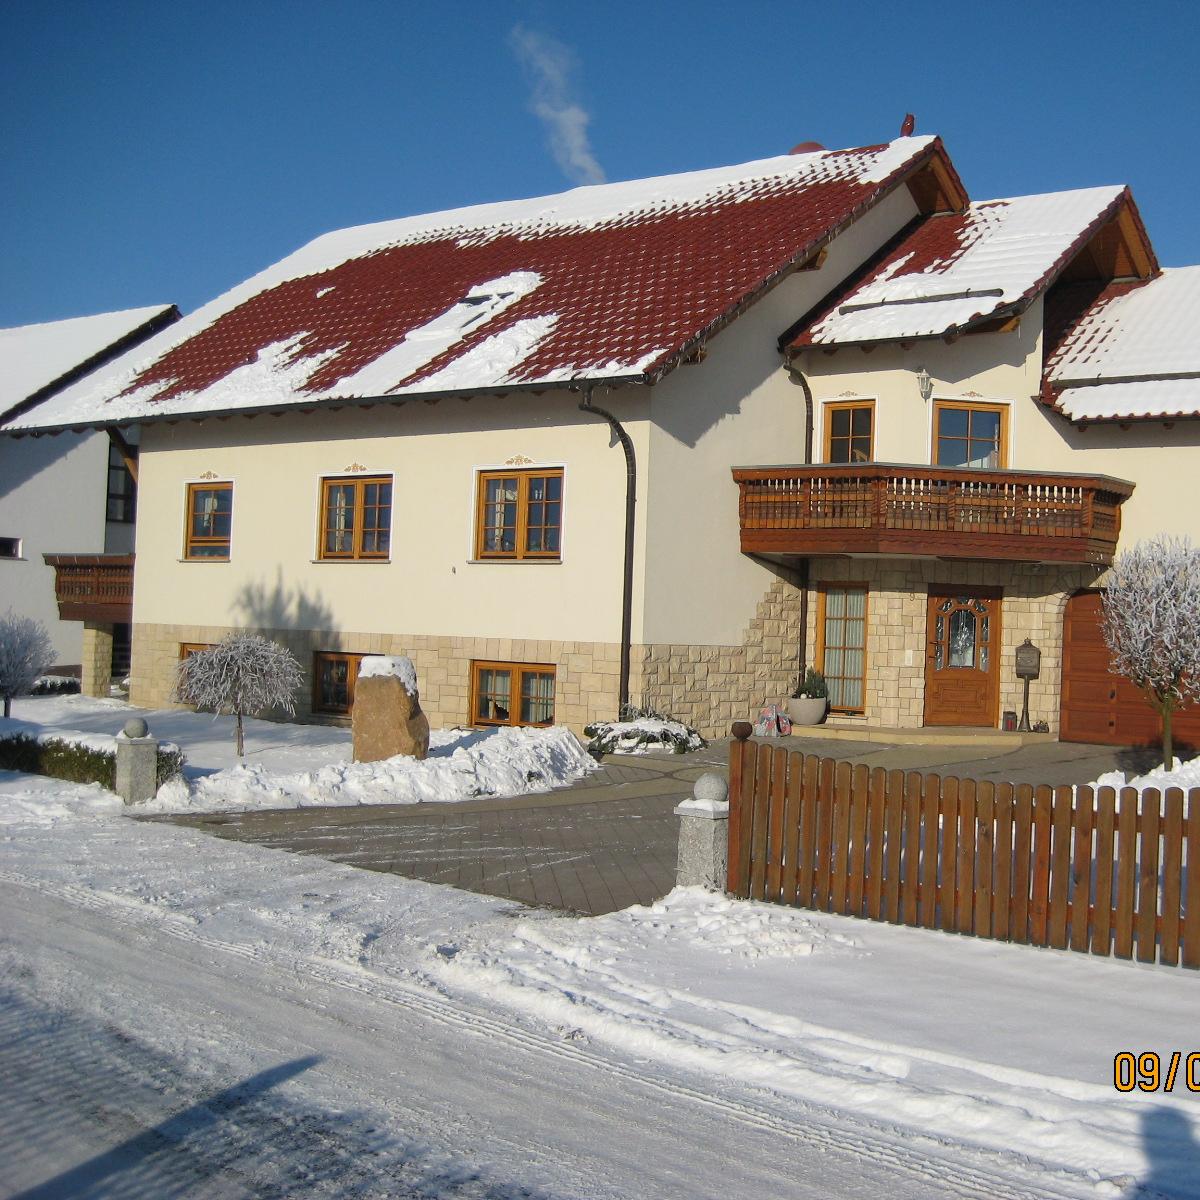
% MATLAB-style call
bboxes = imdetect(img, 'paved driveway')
[158,734,1163,916]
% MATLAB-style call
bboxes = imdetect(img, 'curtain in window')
[823,586,867,711]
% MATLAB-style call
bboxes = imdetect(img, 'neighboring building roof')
[1044,267,1200,421]
[788,186,1143,348]
[4,137,955,433]
[0,304,178,422]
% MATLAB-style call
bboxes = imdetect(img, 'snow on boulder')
[358,655,419,694]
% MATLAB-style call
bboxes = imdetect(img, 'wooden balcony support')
[43,554,135,623]
[732,464,1134,565]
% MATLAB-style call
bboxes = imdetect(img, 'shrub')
[30,676,81,697]
[791,668,828,700]
[0,612,55,718]
[584,703,707,757]
[0,733,186,791]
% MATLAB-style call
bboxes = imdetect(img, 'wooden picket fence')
[726,735,1200,968]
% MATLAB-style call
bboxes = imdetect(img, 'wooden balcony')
[43,554,134,623]
[732,464,1134,565]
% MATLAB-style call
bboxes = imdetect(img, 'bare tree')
[174,633,303,757]
[0,611,55,719]
[1102,535,1200,768]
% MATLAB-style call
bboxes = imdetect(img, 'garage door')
[1060,590,1200,747]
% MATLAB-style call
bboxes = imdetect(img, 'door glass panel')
[948,608,976,668]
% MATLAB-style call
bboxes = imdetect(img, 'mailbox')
[1015,638,1041,680]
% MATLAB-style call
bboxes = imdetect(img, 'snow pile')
[357,654,418,693]
[1089,756,1200,795]
[145,724,596,813]
[584,716,706,755]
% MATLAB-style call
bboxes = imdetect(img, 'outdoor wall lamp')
[916,367,933,401]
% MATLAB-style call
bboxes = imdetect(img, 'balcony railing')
[731,464,1134,565]
[43,554,135,623]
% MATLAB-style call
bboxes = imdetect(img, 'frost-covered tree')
[1102,535,1200,768]
[0,612,55,718]
[174,633,303,757]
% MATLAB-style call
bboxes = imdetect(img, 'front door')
[923,587,1002,727]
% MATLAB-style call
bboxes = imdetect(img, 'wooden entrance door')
[924,588,1001,727]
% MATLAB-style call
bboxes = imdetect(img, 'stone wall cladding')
[130,623,622,734]
[631,574,804,739]
[81,622,114,698]
[804,559,1100,732]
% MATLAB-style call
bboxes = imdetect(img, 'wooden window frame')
[469,660,557,727]
[178,642,214,659]
[932,400,1009,469]
[317,475,393,562]
[474,468,564,561]
[823,400,875,464]
[312,651,365,715]
[816,582,870,715]
[184,482,233,560]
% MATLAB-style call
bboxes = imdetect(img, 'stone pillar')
[674,771,729,890]
[81,622,114,698]
[114,717,159,805]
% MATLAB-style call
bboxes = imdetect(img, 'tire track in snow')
[0,867,1098,1200]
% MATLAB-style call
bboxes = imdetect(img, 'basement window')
[471,661,556,727]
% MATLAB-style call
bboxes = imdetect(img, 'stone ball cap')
[122,717,149,738]
[693,772,729,803]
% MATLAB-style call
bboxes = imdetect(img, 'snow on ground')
[3,695,1199,1197]
[7,694,596,814]
[1091,756,1200,794]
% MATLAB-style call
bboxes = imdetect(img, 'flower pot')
[786,696,827,726]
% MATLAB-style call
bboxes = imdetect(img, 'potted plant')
[786,668,828,726]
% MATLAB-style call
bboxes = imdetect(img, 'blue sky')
[2,0,1197,327]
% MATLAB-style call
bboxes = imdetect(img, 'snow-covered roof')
[3,137,949,433]
[790,187,1132,347]
[0,305,177,421]
[1046,268,1200,421]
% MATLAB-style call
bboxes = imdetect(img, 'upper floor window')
[185,483,233,559]
[107,444,137,523]
[319,476,392,560]
[934,402,1007,469]
[475,469,562,560]
[0,536,20,559]
[825,402,874,464]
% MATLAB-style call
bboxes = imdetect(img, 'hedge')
[0,733,186,792]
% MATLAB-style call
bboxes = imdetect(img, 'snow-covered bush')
[585,704,707,757]
[174,633,304,757]
[31,675,81,697]
[1102,534,1200,767]
[0,612,55,718]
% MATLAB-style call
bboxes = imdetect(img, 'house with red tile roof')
[7,134,1198,745]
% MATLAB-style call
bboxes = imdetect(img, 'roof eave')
[1,372,652,437]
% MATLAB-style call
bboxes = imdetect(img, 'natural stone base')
[129,623,623,735]
[81,622,114,698]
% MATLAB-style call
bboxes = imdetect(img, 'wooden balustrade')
[43,554,135,623]
[732,464,1134,564]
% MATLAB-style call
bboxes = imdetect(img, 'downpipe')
[787,363,815,685]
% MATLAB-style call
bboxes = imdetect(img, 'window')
[185,483,233,559]
[934,402,1007,469]
[824,402,874,463]
[0,537,20,559]
[470,661,556,726]
[818,584,868,714]
[312,652,364,715]
[107,443,137,523]
[475,469,563,560]
[319,476,392,560]
[178,642,214,659]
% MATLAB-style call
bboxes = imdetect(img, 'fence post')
[114,717,158,804]
[675,773,729,891]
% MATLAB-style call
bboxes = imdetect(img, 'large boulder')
[352,656,430,762]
